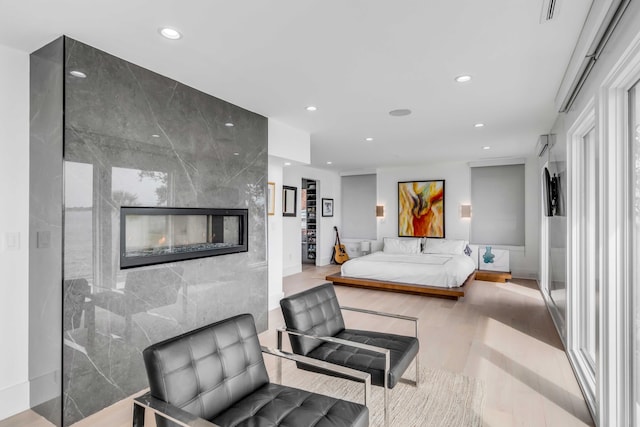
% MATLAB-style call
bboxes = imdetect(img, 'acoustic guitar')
[333,226,350,265]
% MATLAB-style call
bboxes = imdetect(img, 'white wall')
[376,161,472,241]
[0,43,30,419]
[267,119,311,305]
[268,118,310,164]
[376,159,539,278]
[283,165,342,276]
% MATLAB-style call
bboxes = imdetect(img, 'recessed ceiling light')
[365,137,374,142]
[326,161,332,165]
[225,122,234,127]
[474,123,485,128]
[233,152,239,156]
[455,75,472,83]
[389,109,412,117]
[284,162,291,166]
[483,146,491,150]
[159,27,182,40]
[69,70,87,78]
[151,134,160,138]
[306,106,317,112]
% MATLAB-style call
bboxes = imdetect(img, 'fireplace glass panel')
[120,207,247,268]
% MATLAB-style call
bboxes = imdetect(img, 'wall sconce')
[460,204,472,219]
[376,205,384,217]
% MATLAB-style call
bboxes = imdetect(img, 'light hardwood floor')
[1,265,594,427]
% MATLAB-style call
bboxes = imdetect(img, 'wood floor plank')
[0,264,593,427]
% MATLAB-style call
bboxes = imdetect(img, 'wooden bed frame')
[325,271,476,300]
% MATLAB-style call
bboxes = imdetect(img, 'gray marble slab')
[29,36,269,425]
[29,37,64,427]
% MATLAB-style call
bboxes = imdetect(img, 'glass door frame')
[566,99,599,419]
[629,79,640,427]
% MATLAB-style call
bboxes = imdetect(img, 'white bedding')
[340,252,476,288]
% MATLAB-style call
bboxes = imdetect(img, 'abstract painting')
[398,180,445,238]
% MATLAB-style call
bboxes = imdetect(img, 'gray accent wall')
[30,37,269,426]
[29,37,64,426]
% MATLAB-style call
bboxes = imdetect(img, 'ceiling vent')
[540,0,558,22]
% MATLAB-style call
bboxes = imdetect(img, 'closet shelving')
[301,178,317,264]
[305,181,316,260]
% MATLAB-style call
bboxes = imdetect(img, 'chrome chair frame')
[277,305,419,427]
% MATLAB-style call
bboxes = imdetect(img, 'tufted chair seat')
[134,313,369,427]
[213,382,366,427]
[307,329,418,389]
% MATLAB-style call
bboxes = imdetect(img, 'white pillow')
[423,238,466,255]
[383,237,421,254]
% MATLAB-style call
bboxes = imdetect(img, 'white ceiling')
[0,1,591,173]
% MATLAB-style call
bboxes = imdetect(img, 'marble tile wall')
[29,37,64,426]
[31,37,268,425]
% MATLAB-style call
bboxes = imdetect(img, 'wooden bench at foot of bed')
[325,271,475,300]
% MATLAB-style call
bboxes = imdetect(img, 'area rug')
[281,364,484,427]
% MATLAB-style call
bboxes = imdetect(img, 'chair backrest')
[280,283,345,355]
[143,313,269,424]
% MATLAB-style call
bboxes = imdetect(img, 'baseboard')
[0,381,29,420]
[283,265,302,277]
[29,370,59,408]
[317,256,332,266]
[268,291,284,310]
[511,270,539,280]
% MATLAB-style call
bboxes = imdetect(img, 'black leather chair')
[279,283,420,427]
[133,313,370,427]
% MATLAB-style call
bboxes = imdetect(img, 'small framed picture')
[267,182,275,216]
[283,186,297,217]
[322,198,334,217]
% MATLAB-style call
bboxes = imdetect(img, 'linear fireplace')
[120,207,248,268]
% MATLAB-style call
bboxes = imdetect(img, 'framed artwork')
[322,198,334,217]
[398,180,445,238]
[267,182,275,216]
[282,185,297,217]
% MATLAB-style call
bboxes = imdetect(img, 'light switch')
[5,232,20,250]
[37,231,51,249]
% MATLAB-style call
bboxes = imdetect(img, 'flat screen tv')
[543,167,559,217]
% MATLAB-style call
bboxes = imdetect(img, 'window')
[470,163,525,246]
[341,174,377,239]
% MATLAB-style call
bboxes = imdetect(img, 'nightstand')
[475,270,512,283]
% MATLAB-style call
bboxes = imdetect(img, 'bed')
[326,237,476,299]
